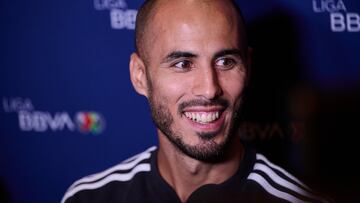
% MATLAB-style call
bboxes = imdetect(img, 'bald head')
[135,0,248,64]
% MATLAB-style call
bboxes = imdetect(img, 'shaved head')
[134,0,158,63]
[135,0,248,65]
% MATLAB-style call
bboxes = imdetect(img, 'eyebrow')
[161,51,198,63]
[213,49,243,59]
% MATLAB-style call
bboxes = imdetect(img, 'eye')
[172,60,193,71]
[215,58,237,70]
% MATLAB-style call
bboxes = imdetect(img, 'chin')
[171,130,233,163]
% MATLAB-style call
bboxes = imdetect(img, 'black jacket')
[62,146,329,203]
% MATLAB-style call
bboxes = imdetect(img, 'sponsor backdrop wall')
[1,0,359,202]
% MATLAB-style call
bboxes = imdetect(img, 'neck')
[157,134,244,203]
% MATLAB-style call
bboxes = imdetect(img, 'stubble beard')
[147,87,241,163]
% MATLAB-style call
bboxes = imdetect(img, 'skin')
[130,0,250,202]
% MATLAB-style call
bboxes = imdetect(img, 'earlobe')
[129,53,148,97]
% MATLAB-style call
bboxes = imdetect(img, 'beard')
[148,91,242,163]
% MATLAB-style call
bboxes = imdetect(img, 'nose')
[192,66,222,99]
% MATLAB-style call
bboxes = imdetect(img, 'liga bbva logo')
[94,0,137,30]
[313,0,360,32]
[2,97,105,135]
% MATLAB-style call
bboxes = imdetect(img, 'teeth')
[196,114,201,122]
[184,111,220,124]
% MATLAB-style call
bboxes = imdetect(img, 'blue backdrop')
[1,0,359,202]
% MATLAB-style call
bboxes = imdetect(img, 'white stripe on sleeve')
[68,146,156,190]
[61,163,151,203]
[248,173,309,203]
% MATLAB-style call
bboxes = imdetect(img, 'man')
[62,0,329,202]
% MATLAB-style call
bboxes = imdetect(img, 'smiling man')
[62,0,329,203]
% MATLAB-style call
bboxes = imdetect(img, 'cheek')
[219,72,246,100]
[151,74,188,104]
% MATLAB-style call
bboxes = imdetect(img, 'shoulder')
[245,152,331,203]
[61,146,157,203]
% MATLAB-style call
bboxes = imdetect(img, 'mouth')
[183,111,221,124]
[181,106,226,133]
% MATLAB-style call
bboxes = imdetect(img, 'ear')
[129,53,149,97]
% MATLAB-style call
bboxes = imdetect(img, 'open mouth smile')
[181,103,227,132]
[182,107,226,133]
[184,111,221,124]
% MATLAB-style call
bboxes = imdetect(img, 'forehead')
[146,0,241,59]
[153,0,237,22]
